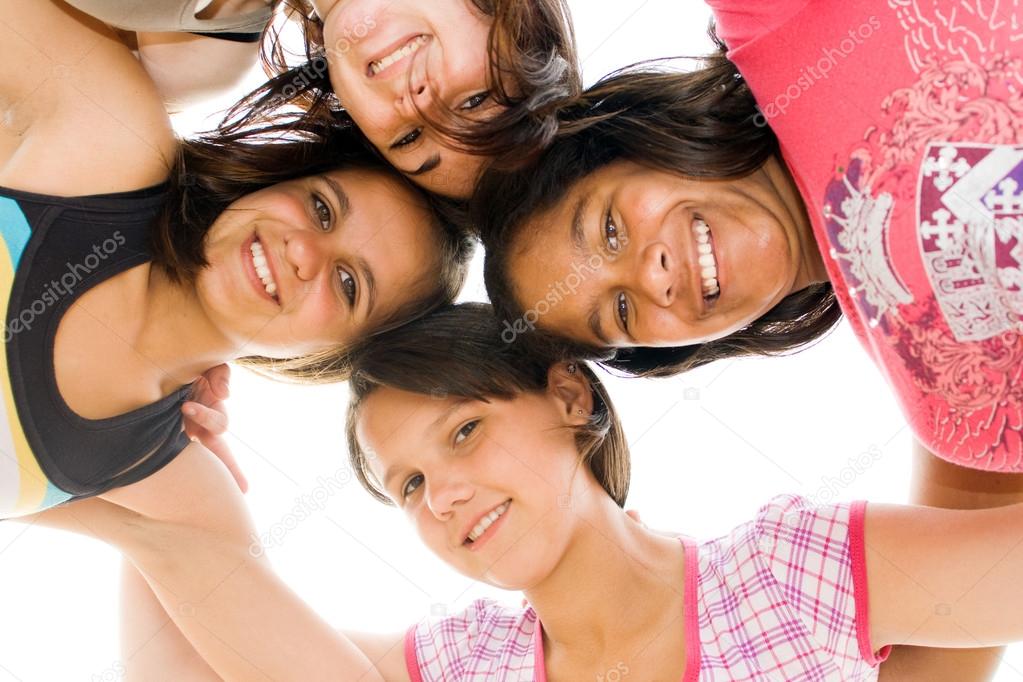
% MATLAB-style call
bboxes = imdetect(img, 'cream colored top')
[65,0,272,33]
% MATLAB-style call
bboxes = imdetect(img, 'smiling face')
[507,159,825,349]
[358,383,596,590]
[196,168,438,359]
[318,0,497,199]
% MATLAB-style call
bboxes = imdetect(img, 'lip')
[460,500,511,553]
[365,33,430,80]
[241,233,282,308]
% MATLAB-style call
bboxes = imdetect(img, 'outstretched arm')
[875,442,1023,681]
[867,495,1023,651]
[32,490,409,682]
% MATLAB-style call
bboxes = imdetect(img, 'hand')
[183,364,248,493]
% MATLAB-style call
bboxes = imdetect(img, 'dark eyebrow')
[586,304,612,347]
[405,154,442,177]
[324,176,351,220]
[355,254,377,319]
[570,191,592,256]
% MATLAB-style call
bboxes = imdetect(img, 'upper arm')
[92,445,393,681]
[345,631,413,682]
[0,0,175,196]
[865,502,1023,649]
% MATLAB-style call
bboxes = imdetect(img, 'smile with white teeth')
[692,218,720,300]
[369,35,429,76]
[465,501,510,544]
[249,238,279,301]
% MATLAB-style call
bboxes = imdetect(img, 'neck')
[765,157,830,289]
[135,265,235,391]
[522,495,686,656]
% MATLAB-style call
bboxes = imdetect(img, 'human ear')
[547,362,594,425]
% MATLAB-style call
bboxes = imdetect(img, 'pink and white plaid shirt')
[405,496,890,681]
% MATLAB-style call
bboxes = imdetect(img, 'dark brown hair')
[149,119,476,383]
[222,0,580,178]
[476,48,842,378]
[344,303,630,506]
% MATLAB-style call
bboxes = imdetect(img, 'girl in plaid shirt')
[30,304,1023,680]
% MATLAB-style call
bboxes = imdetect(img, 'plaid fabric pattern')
[406,496,884,681]
[695,495,882,681]
[407,599,537,682]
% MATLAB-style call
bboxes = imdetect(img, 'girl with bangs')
[475,3,1023,678]
[66,0,582,200]
[27,303,1023,681]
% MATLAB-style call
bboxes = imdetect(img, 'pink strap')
[404,624,424,682]
[681,537,701,682]
[848,501,892,666]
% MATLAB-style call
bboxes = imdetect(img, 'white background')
[1,1,1021,679]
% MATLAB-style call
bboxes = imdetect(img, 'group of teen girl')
[3,0,1022,680]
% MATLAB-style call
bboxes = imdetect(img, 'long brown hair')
[344,303,630,507]
[476,46,842,378]
[150,119,476,383]
[222,0,580,175]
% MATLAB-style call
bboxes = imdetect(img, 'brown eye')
[460,92,490,110]
[336,267,357,305]
[312,195,332,231]
[402,474,424,499]
[604,210,621,252]
[616,292,629,330]
[454,420,479,445]
[393,128,423,148]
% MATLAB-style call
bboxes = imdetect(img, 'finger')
[204,364,231,401]
[182,401,229,435]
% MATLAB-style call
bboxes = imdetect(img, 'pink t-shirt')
[405,496,888,681]
[708,0,1023,470]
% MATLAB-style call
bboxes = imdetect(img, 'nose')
[425,474,474,520]
[636,242,675,307]
[284,230,331,283]
[394,54,438,119]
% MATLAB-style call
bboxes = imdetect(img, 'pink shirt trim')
[681,537,701,682]
[848,501,891,667]
[405,624,424,682]
[533,537,699,680]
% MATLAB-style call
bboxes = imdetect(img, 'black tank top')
[0,184,191,517]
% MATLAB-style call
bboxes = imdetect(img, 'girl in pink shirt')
[475,4,1023,676]
[31,304,1023,681]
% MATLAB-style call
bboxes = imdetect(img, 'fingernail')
[183,405,197,416]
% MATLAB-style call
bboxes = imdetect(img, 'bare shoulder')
[0,0,176,196]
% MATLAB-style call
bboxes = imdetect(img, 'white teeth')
[370,35,429,75]
[249,239,279,300]
[691,219,719,300]
[467,501,510,543]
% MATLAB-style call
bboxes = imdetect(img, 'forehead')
[357,387,458,475]
[325,168,440,306]
[505,184,611,344]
